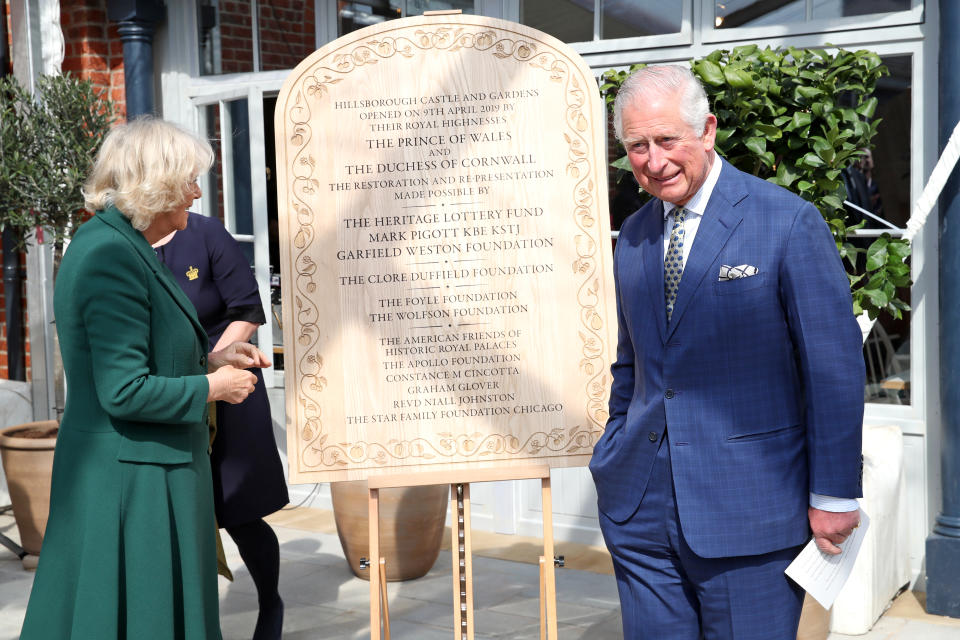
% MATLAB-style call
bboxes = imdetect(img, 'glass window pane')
[853,54,911,404]
[203,100,254,243]
[714,0,804,29]
[813,0,912,19]
[338,1,402,36]
[601,0,682,39]
[849,56,911,231]
[338,1,476,37]
[406,0,476,15]
[259,1,319,71]
[199,1,320,75]
[715,0,916,29]
[262,95,284,366]
[202,105,223,217]
[521,0,594,44]
[200,1,255,75]
[227,100,255,239]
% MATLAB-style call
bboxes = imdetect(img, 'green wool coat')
[20,207,221,640]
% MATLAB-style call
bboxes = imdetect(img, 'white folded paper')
[785,509,870,609]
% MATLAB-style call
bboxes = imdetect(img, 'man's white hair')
[612,64,710,141]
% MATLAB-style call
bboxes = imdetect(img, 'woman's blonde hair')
[84,117,214,231]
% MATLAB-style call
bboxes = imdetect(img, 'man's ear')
[702,114,718,152]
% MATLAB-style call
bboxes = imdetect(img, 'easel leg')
[369,487,381,640]
[451,483,474,640]
[0,505,26,559]
[369,467,551,639]
[379,558,391,640]
[0,532,25,559]
[463,483,474,640]
[451,484,463,639]
[538,556,547,640]
[541,477,558,640]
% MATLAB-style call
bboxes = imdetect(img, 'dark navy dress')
[156,212,289,528]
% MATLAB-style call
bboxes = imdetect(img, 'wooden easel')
[365,466,559,640]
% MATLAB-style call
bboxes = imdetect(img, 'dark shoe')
[252,597,283,640]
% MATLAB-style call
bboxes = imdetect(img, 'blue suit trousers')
[598,434,805,639]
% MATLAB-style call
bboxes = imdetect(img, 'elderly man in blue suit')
[589,65,865,639]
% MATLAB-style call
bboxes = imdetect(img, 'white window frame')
[512,1,694,54]
[186,75,288,390]
[702,0,925,44]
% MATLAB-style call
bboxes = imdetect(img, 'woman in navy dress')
[154,212,289,640]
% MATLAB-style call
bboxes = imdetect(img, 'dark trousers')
[597,436,805,639]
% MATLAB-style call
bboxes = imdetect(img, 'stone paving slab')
[4,510,960,639]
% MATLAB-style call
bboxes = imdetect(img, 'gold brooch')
[186,266,199,281]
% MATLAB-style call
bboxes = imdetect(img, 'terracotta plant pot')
[331,480,448,581]
[0,420,58,557]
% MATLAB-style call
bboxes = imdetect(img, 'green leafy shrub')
[600,45,910,321]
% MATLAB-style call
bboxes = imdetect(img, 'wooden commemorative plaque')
[275,14,616,483]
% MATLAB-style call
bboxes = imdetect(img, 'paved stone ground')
[4,509,960,639]
[221,519,623,639]
[0,510,622,639]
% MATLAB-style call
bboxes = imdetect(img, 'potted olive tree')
[0,73,114,565]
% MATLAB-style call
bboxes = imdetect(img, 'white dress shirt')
[661,150,722,261]
[659,152,859,514]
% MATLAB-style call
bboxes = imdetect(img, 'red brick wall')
[210,2,316,224]
[4,2,10,74]
[0,253,29,381]
[219,1,316,73]
[61,0,127,119]
[258,1,317,71]
[219,2,255,74]
[0,2,26,381]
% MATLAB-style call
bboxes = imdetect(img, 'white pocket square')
[718,264,759,281]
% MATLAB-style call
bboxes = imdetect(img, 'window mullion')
[251,0,261,73]
[595,0,602,41]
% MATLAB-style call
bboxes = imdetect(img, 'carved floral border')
[283,25,609,470]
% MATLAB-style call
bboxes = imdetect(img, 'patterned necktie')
[664,207,688,322]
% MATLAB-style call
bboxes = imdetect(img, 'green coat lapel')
[97,207,209,352]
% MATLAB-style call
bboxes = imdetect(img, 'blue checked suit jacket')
[589,158,865,559]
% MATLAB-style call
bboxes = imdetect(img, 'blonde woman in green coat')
[20,118,269,640]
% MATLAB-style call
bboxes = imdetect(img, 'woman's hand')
[208,341,271,372]
[206,365,257,404]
